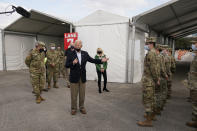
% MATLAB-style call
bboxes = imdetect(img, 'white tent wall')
[76,23,129,83]
[5,34,36,70]
[0,30,3,70]
[37,35,64,49]
[128,27,146,83]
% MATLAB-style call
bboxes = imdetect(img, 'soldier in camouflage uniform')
[137,37,160,127]
[160,45,169,107]
[57,45,66,78]
[46,43,60,89]
[186,41,197,128]
[155,45,168,114]
[162,46,172,99]
[167,48,176,99]
[25,41,46,104]
[168,48,176,74]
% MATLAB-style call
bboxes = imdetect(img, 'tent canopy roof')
[133,0,197,39]
[4,10,72,37]
[75,10,129,26]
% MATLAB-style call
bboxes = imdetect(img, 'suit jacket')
[66,50,102,83]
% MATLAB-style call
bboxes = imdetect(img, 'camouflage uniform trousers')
[167,75,172,96]
[154,84,162,110]
[47,67,58,85]
[65,67,70,86]
[58,62,65,77]
[190,89,197,121]
[160,78,168,106]
[30,71,46,96]
[143,85,155,113]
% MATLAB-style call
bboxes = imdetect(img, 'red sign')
[64,32,78,50]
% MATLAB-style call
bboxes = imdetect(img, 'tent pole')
[172,39,175,56]
[125,21,130,83]
[2,30,6,71]
[131,25,136,83]
[70,24,73,33]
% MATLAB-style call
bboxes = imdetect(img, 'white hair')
[75,40,82,45]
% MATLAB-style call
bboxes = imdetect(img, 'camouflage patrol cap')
[191,40,197,43]
[57,44,61,47]
[50,43,56,47]
[37,41,45,47]
[168,48,172,52]
[192,50,197,53]
[155,44,161,50]
[146,37,157,43]
[161,45,169,49]
[191,37,197,43]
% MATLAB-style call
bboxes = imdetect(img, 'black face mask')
[39,48,44,53]
[97,51,102,54]
[75,48,81,52]
[71,46,74,49]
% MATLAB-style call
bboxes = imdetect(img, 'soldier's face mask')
[39,48,44,53]
[144,45,150,51]
[192,44,197,51]
[51,47,55,50]
[192,53,196,57]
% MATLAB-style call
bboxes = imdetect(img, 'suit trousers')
[70,78,86,110]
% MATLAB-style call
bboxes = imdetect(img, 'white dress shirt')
[76,51,82,65]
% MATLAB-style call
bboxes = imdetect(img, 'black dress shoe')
[103,88,110,92]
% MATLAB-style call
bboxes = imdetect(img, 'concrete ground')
[0,62,195,131]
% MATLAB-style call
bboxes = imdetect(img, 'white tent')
[0,29,3,70]
[2,10,73,71]
[75,10,146,83]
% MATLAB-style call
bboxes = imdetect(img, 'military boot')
[155,108,161,115]
[53,82,59,88]
[48,83,51,90]
[36,95,41,104]
[186,121,197,128]
[137,113,153,127]
[151,112,157,121]
[144,113,157,121]
[40,96,45,101]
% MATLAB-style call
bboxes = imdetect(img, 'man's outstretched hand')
[101,58,109,62]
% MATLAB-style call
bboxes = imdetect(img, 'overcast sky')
[0,0,170,28]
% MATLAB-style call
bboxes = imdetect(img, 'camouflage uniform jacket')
[142,48,159,87]
[57,50,65,64]
[46,50,59,70]
[189,55,197,90]
[164,55,172,77]
[170,55,176,73]
[157,54,167,79]
[25,49,45,73]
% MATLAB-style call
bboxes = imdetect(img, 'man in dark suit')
[66,40,108,115]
